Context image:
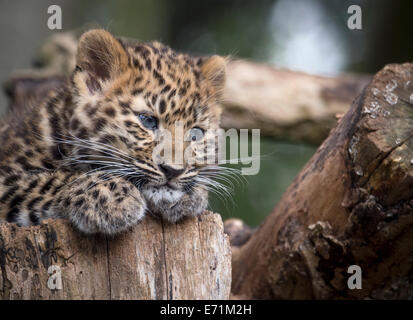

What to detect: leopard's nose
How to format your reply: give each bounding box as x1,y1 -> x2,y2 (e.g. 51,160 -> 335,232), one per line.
159,164 -> 184,180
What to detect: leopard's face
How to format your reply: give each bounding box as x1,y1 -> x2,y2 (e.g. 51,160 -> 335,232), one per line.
69,30 -> 225,200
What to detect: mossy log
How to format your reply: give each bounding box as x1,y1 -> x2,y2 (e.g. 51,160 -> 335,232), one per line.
0,212 -> 231,300
230,63 -> 413,299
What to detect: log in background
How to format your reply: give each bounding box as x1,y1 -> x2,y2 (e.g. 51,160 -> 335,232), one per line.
0,212 -> 231,299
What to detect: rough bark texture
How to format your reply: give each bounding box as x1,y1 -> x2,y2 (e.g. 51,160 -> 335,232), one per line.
0,212 -> 231,300
3,31 -> 370,144
231,63 -> 413,300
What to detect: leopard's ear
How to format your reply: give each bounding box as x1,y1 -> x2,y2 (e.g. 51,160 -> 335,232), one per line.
75,29 -> 129,93
200,55 -> 226,93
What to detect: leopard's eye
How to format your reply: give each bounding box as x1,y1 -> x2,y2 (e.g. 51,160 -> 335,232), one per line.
189,127 -> 205,141
138,114 -> 158,130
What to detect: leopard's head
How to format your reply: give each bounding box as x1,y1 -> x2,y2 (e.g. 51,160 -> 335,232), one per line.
69,29 -> 226,211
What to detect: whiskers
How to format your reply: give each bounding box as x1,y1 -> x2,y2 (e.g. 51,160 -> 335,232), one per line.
195,164 -> 247,209
39,131 -> 253,213
47,133 -> 152,189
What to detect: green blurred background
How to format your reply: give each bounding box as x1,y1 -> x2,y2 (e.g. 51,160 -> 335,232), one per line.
0,0 -> 412,225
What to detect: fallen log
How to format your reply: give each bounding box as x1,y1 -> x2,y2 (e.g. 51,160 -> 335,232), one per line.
231,63 -> 413,299
222,60 -> 370,144
0,212 -> 231,300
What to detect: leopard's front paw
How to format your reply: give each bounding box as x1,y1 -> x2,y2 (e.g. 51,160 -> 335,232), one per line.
62,177 -> 146,236
142,186 -> 208,223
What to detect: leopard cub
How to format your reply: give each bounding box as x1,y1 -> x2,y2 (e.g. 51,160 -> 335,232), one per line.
0,29 -> 226,235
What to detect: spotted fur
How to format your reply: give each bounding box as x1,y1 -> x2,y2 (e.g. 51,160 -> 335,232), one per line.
0,29 -> 226,235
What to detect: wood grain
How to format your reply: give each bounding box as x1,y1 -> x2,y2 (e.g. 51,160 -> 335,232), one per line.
0,211 -> 231,300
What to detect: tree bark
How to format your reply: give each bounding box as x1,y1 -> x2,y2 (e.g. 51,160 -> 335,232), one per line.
3,31 -> 370,144
0,212 -> 231,300
231,63 -> 413,299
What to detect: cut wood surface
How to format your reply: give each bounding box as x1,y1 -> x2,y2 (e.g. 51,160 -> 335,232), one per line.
3,31 -> 370,144
0,211 -> 231,300
231,63 -> 413,299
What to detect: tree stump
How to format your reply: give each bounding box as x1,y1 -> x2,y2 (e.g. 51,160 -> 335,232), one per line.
231,63 -> 413,299
0,212 -> 231,300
